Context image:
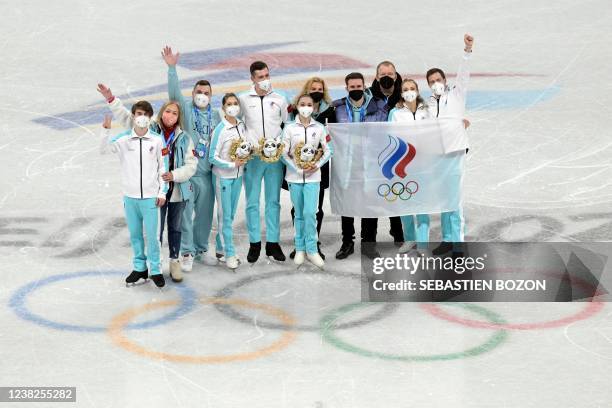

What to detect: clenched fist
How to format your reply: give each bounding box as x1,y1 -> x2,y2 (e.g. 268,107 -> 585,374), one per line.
464,34 -> 474,52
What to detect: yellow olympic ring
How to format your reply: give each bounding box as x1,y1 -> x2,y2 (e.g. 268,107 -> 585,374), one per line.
108,297 -> 297,364
384,193 -> 399,202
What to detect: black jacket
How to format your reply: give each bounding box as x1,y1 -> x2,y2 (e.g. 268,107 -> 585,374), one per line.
369,73 -> 403,112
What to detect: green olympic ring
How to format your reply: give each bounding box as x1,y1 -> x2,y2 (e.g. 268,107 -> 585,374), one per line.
320,303 -> 508,362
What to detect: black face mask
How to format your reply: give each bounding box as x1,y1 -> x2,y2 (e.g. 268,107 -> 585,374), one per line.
309,91 -> 324,103
379,75 -> 395,89
348,89 -> 364,101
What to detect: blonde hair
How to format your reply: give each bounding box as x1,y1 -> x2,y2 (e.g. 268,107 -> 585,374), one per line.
292,77 -> 332,107
396,78 -> 426,109
156,100 -> 183,131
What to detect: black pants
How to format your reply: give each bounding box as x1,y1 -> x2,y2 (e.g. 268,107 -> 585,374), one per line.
291,187 -> 325,235
341,216 -> 404,244
159,200 -> 186,259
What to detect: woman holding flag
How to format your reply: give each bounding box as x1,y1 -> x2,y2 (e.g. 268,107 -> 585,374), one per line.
388,79 -> 431,254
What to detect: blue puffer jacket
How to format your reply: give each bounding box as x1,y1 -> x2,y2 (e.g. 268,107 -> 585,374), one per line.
332,90 -> 388,123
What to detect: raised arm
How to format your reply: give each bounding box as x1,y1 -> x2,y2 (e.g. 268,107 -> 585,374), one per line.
97,83 -> 134,129
162,46 -> 188,106
455,34 -> 474,94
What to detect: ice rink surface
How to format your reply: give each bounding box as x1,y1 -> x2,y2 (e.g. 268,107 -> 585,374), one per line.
0,0 -> 611,407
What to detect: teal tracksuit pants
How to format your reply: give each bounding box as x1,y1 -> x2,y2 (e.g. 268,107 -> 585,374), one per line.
212,175 -> 242,258
123,196 -> 162,275
401,214 -> 431,249
441,210 -> 465,242
288,182 -> 320,254
180,172 -> 215,256
244,156 -> 283,243
440,151 -> 466,243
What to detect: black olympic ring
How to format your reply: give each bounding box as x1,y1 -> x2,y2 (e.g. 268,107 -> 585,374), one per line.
214,269 -> 399,332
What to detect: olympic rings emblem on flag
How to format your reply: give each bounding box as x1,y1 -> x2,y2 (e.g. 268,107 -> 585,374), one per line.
377,181 -> 419,202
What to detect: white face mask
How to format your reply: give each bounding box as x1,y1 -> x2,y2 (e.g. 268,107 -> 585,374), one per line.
225,105 -> 240,117
431,81 -> 445,96
134,115 -> 150,129
194,94 -> 210,108
257,79 -> 272,92
402,90 -> 418,103
298,106 -> 314,118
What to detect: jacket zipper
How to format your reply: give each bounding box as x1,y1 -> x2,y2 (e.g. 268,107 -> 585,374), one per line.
260,96 -> 266,138
303,125 -> 307,183
235,125 -> 242,178
139,138 -> 143,199
436,98 -> 440,118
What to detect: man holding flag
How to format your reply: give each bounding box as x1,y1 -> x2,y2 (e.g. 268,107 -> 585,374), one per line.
328,35 -> 473,258
332,72 -> 388,260
426,33 -> 474,256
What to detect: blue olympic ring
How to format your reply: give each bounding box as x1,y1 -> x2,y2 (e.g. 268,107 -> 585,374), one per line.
8,270 -> 197,333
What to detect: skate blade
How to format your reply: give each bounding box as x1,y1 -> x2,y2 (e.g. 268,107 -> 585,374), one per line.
126,279 -> 148,287
306,260 -> 325,270
266,256 -> 286,265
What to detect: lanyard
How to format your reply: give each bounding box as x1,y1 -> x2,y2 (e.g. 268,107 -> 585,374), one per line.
345,98 -> 365,123
193,104 -> 212,139
164,130 -> 177,150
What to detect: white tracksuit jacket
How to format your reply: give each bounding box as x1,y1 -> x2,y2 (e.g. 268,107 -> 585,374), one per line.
428,51 -> 472,151
209,117 -> 249,179
281,118 -> 333,184
100,127 -> 167,199
238,86 -> 288,146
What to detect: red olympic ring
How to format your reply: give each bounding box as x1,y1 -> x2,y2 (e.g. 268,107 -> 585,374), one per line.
421,271 -> 605,330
